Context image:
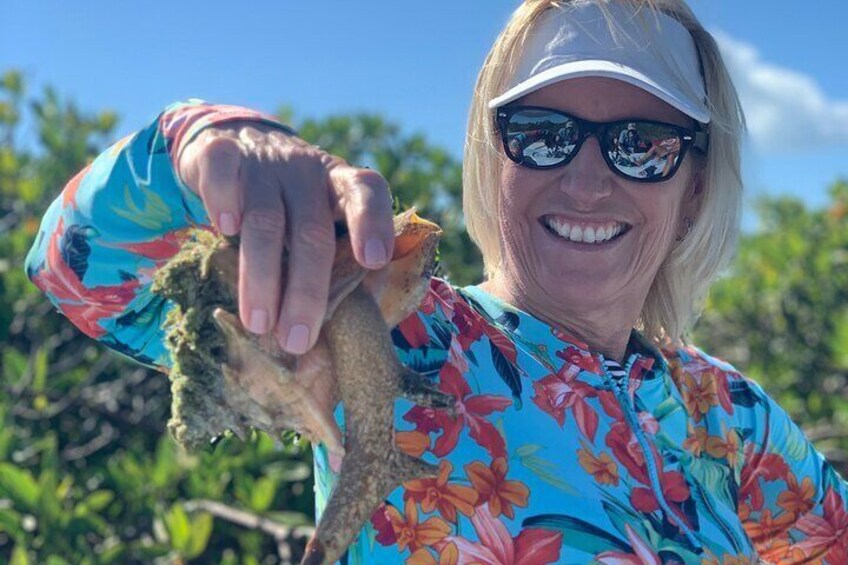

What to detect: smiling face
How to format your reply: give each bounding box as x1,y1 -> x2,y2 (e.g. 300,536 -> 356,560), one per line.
487,76 -> 702,341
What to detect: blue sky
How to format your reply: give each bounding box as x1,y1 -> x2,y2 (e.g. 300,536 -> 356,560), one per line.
4,1 -> 848,229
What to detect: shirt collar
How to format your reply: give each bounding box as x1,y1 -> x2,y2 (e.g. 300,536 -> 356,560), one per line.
458,284 -> 666,381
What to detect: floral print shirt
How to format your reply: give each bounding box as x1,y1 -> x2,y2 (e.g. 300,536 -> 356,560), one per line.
26,100 -> 848,564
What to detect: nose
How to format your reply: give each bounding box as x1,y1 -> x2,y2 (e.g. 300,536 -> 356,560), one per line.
557,136 -> 615,207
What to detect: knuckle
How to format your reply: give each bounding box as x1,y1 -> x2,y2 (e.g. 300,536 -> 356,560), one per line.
336,166 -> 388,189
292,220 -> 335,250
282,150 -> 329,180
336,169 -> 392,208
353,167 -> 389,187
201,135 -> 242,162
318,151 -> 350,169
239,128 -> 287,163
242,208 -> 286,235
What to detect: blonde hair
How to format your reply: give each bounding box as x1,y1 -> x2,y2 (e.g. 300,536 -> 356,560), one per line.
462,0 -> 745,346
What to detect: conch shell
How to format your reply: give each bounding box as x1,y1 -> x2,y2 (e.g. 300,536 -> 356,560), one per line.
153,210 -> 453,565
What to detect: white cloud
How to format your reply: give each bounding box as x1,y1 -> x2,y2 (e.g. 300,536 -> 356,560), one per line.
713,30 -> 848,152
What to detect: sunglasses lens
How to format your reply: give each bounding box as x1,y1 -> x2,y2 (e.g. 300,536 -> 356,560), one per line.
604,121 -> 684,181
504,109 -> 579,167
501,108 -> 690,182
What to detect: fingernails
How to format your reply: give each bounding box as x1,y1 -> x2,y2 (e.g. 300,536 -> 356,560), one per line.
248,309 -> 268,334
286,324 -> 310,354
364,238 -> 387,268
219,212 -> 237,235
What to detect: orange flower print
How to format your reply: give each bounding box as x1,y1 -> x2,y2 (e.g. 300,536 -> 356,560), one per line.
403,460 -> 479,523
704,426 -> 741,468
678,356 -> 735,415
577,445 -> 619,486
681,371 -> 719,422
684,425 -> 708,457
742,508 -> 795,544
757,535 -> 808,565
407,542 -> 459,565
718,556 -> 754,565
397,430 -> 431,458
700,553 -> 756,565
465,458 -> 530,519
777,474 -> 816,518
667,358 -> 685,389
723,428 -> 741,468
384,498 -> 452,553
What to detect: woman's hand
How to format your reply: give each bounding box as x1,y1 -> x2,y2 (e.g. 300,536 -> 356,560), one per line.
177,121 -> 395,355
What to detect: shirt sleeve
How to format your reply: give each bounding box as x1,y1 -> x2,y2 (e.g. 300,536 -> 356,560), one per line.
734,372 -> 848,562
24,99 -> 296,371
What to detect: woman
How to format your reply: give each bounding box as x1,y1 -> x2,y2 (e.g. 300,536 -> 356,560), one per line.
25,0 -> 848,563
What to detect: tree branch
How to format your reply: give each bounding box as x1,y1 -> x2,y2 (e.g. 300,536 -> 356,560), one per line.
182,499 -> 314,562
60,421 -> 118,461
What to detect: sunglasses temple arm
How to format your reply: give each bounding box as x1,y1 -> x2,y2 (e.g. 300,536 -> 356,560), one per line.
693,130 -> 709,152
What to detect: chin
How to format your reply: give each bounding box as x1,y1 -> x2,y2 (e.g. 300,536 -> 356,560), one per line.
540,269 -> 617,302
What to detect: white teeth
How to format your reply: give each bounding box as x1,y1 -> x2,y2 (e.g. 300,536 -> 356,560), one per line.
545,217 -> 625,244
569,226 -> 582,242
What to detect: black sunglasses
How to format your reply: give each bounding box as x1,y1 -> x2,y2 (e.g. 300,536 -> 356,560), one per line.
495,105 -> 708,183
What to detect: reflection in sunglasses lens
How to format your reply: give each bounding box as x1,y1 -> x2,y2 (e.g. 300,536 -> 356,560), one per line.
507,110 -> 578,168
608,122 -> 683,180
506,110 -> 684,181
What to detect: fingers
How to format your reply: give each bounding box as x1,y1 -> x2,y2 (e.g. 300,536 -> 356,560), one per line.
238,157 -> 286,335
179,121 -> 396,357
327,160 -> 395,270
275,159 -> 336,354
182,131 -> 244,235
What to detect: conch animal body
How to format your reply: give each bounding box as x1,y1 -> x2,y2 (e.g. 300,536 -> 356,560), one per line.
153,210 -> 452,565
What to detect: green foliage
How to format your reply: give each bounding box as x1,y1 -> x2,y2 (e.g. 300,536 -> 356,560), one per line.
694,179 -> 848,469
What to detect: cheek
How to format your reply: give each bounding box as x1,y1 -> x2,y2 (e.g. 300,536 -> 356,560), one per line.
646,197 -> 683,236
499,164 -> 524,207
631,184 -> 689,267
640,165 -> 694,234
498,166 -> 533,230
496,166 -> 545,269
499,161 -> 552,206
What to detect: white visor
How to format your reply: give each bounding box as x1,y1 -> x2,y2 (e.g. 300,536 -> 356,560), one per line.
488,3 -> 711,124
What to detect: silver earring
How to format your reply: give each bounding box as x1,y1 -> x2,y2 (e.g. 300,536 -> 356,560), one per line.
676,217 -> 693,242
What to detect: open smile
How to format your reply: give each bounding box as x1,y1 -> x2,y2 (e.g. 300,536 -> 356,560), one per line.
540,215 -> 632,245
